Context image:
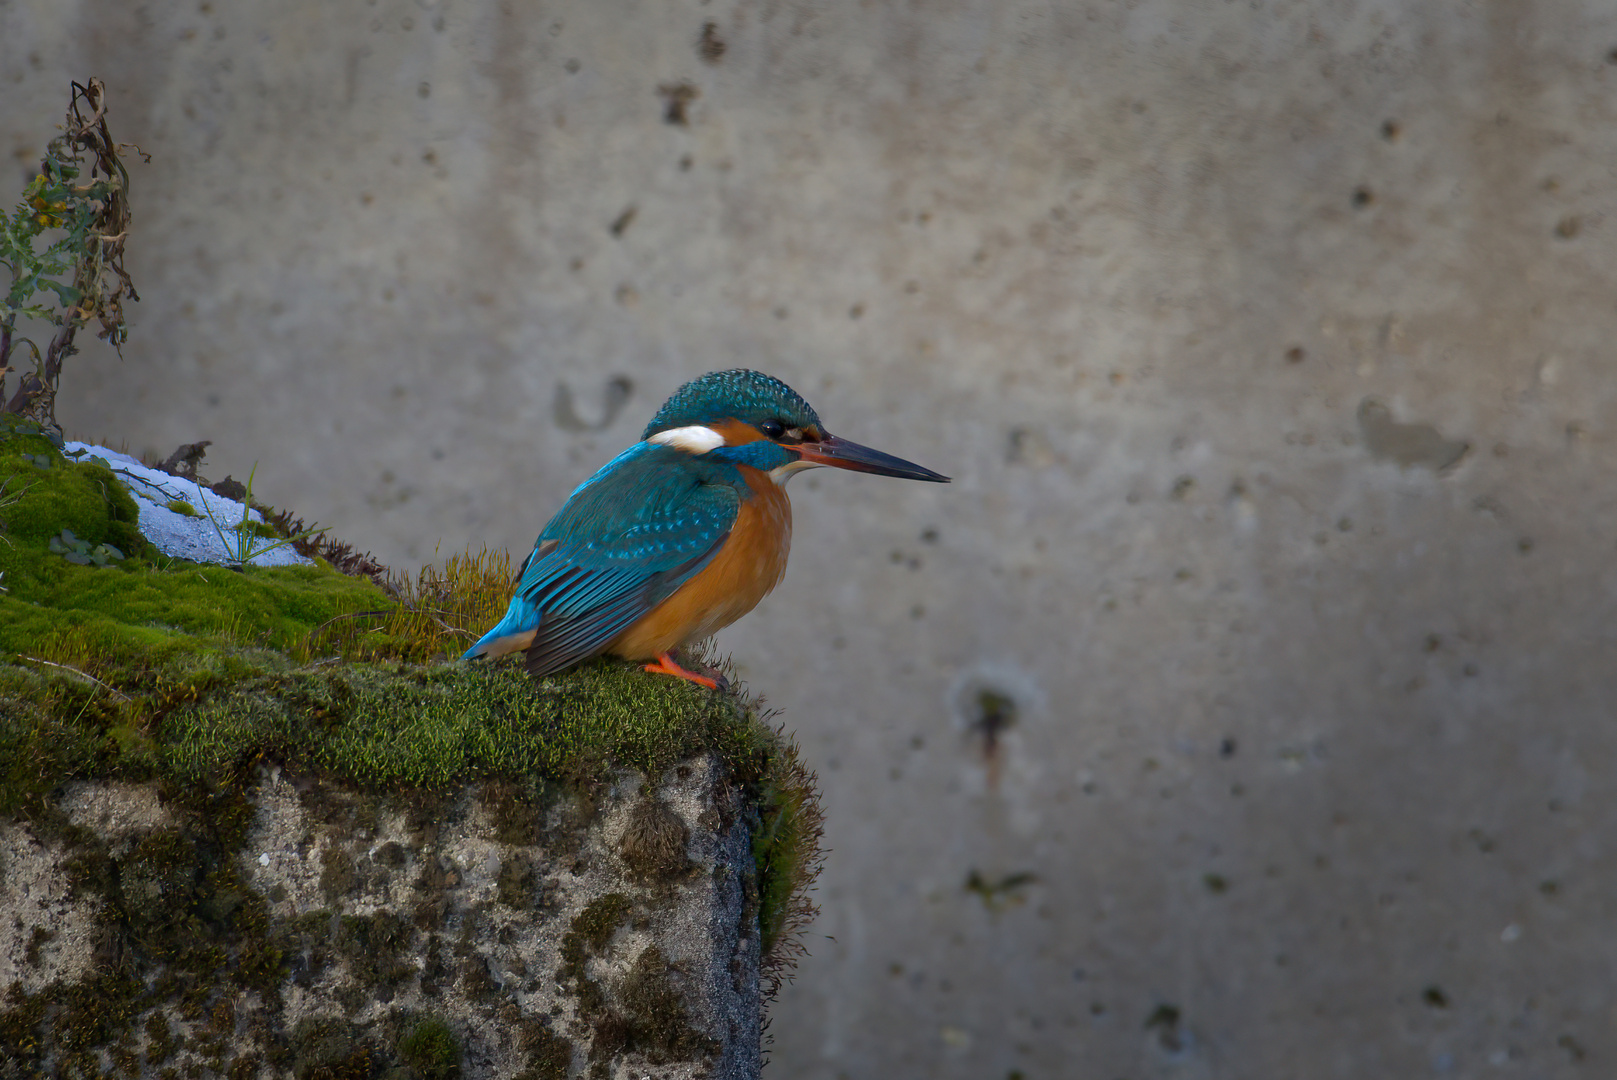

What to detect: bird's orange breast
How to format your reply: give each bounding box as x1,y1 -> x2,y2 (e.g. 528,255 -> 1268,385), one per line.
607,466 -> 792,660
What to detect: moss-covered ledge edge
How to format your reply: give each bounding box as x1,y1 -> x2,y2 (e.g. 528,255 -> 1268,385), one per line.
0,414 -> 825,1076
1,645 -> 820,962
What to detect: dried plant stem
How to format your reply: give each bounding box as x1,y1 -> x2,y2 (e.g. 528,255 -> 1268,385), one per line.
17,654 -> 131,701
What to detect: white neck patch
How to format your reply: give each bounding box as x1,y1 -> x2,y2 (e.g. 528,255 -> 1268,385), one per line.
768,459 -> 823,487
648,425 -> 726,454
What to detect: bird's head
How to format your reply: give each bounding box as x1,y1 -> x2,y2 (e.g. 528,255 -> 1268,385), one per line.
643,369 -> 950,485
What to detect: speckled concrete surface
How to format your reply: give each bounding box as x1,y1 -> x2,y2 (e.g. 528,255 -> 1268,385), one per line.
2,765 -> 760,1079
6,2 -> 1617,1077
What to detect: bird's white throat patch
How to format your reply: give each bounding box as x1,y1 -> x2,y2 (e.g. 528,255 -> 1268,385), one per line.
768,459 -> 822,486
648,425 -> 726,454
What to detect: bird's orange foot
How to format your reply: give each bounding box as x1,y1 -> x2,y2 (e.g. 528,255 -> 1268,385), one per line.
643,651 -> 727,691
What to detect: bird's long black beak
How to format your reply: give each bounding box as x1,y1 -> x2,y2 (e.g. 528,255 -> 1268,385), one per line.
795,433 -> 950,482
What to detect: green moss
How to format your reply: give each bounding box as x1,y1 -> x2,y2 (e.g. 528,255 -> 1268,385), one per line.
0,430 -> 394,676
155,659 -> 768,792
397,1016 -> 459,1080
752,734 -> 827,986
166,499 -> 199,517
0,418 -> 147,557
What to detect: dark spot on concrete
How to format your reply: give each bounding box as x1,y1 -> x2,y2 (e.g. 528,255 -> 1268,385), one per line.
1357,398 -> 1468,471
554,376 -> 634,432
291,1018 -> 377,1079
848,302 -> 864,319
1559,1033 -> 1587,1061
336,911 -> 416,989
1144,1003 -> 1185,1052
1171,475 -> 1195,500
1005,427 -> 1031,464
1422,985 -> 1449,1008
496,853 -> 545,909
460,954 -> 501,1003
609,205 -> 637,237
519,1019 -> 575,1078
1352,186 -> 1374,208
1381,119 -> 1400,140
24,926 -> 54,966
619,796 -> 691,883
1555,215 -> 1580,240
1202,873 -> 1228,894
697,22 -> 726,64
1219,738 -> 1237,759
1285,345 -> 1306,363
320,844 -> 357,901
612,945 -> 721,1063
965,686 -> 1017,763
419,935 -> 448,995
658,82 -> 699,126
964,869 -> 1036,911
417,81 -> 430,99
482,778 -> 551,845
565,58 -> 581,74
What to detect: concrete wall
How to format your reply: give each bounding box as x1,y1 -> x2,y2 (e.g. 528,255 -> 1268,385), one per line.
6,1 -> 1617,1076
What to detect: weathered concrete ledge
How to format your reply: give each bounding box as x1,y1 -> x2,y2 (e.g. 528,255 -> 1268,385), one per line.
0,420 -> 822,1080
1,757 -> 764,1079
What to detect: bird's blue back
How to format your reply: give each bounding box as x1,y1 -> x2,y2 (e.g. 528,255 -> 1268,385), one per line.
463,442 -> 751,670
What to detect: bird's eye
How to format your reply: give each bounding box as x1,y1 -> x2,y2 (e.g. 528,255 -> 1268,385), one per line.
760,419 -> 786,439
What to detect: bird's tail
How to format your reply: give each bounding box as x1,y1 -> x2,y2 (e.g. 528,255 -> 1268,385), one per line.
461,597 -> 540,660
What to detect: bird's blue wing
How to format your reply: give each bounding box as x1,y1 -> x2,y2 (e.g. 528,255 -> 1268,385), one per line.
463,443 -> 741,676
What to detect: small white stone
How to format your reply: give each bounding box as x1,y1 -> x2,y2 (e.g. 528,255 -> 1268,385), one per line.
259,853 -> 271,866
1500,923 -> 1521,943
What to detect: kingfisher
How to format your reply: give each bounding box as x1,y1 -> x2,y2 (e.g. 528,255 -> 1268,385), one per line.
463,369 -> 949,688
